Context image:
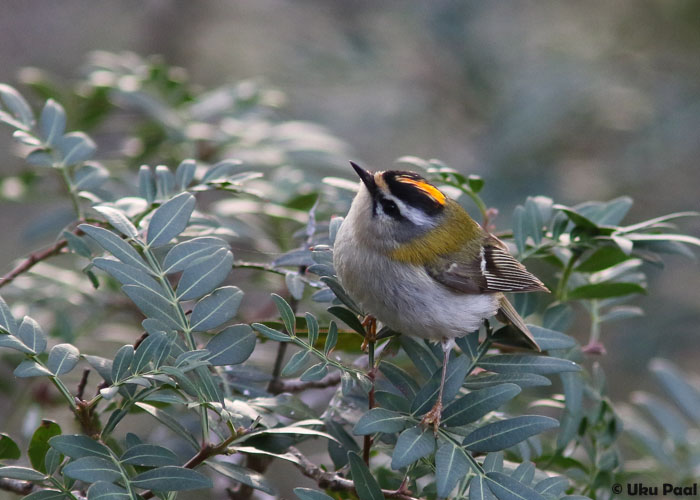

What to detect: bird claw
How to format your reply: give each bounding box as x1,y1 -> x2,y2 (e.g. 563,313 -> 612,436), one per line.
420,400 -> 443,436
361,315 -> 377,351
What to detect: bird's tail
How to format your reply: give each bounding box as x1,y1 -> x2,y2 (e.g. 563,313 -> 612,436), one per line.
495,296 -> 541,352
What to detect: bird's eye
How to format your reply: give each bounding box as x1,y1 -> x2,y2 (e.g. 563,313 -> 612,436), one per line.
380,199 -> 400,217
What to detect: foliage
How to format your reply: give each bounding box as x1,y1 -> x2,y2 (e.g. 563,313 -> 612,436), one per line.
0,53 -> 699,500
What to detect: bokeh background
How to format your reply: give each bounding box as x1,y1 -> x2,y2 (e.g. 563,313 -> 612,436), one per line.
0,0 -> 698,474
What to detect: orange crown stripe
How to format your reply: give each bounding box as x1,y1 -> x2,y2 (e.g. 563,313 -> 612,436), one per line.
397,178 -> 446,205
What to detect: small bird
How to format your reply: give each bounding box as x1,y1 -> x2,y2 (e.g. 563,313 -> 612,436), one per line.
333,162 -> 548,431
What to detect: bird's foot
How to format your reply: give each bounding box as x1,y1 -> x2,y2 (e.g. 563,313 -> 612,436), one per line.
361,315 -> 377,351
420,399 -> 443,436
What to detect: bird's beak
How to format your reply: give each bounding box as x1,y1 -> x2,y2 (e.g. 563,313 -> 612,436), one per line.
350,161 -> 376,194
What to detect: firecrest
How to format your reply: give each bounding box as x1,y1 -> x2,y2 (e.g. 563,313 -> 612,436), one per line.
333,161 -> 549,431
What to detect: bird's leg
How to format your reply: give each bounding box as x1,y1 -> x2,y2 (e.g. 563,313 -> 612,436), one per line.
421,338 -> 452,436
361,315 -> 377,352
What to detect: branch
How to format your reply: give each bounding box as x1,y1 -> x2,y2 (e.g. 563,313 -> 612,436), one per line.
0,239 -> 69,289
0,477 -> 33,495
269,371 -> 341,394
288,446 -> 422,500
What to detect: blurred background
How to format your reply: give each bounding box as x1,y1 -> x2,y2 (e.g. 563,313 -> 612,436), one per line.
0,0 -> 698,445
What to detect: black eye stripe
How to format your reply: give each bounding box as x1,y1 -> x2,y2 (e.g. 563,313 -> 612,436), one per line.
382,171 -> 444,216
372,196 -> 404,220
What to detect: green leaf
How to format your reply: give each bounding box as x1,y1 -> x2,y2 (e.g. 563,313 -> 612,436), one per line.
0,333 -> 33,353
468,174 -> 485,193
0,434 -> 20,460
74,162 -> 108,191
599,305 -> 644,323
0,466 -> 47,481
44,448 -> 62,476
527,326 -> 576,351
295,487 -> 335,500
18,316 -> 47,354
281,349 -> 312,377
205,460 -> 272,494
542,303 -> 573,332
650,358 -> 700,422
205,324 -> 256,366
286,272 -> 305,300
0,295 -> 18,335
23,490 -> 69,500
39,99 -> 66,146
486,471 -> 546,500
353,408 -> 410,435
436,441 -> 470,498
147,192 -> 196,248
87,481 -> 130,499
271,294 -> 296,335
442,384 -> 522,427
131,331 -> 167,373
400,336 -> 438,376
595,196 -> 633,226
176,248 -> 233,301
305,313 -> 319,346
524,197 -> 544,246
324,320 -> 338,354
411,355 -> 470,415
29,420 -> 61,473
14,360 -> 52,378
79,225 -> 152,275
92,206 -> 138,239
58,132 -> 96,165
300,363 -> 328,382
632,391 -> 688,443
175,159 -> 196,189
135,404 -> 199,450
47,343 -> 80,375
479,355 -> 580,375
463,373 -> 552,390
155,165 -> 175,199
122,285 -> 183,330
252,323 -> 292,342
348,451 -> 384,500
456,331 -> 479,360
533,477 -> 569,496
26,149 -> 54,167
320,276 -> 362,314
120,444 -> 179,467
391,426 -> 436,469
202,159 -> 242,183
63,456 -> 121,483
463,416 -> 559,452
575,246 -> 629,272
83,356 -> 113,384
511,462 -> 535,485
327,306 -> 365,336
190,286 -> 243,331
49,435 -> 112,459
0,84 -> 34,129
512,205 -> 527,254
111,345 -> 134,382
567,282 -> 645,300
162,236 -> 229,274
63,231 -> 92,257
379,362 -> 420,399
138,165 -> 155,204
470,474 -> 497,500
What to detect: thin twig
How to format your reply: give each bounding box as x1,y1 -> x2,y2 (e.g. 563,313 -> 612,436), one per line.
76,369 -> 90,401
288,446 -> 422,500
0,239 -> 69,289
270,371 -> 341,394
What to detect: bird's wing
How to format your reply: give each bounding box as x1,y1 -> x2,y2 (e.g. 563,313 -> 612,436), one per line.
426,235 -> 549,294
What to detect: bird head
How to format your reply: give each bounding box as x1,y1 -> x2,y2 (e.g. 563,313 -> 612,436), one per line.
347,161 -> 452,247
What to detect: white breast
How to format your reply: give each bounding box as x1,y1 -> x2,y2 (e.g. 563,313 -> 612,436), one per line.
333,213 -> 499,340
